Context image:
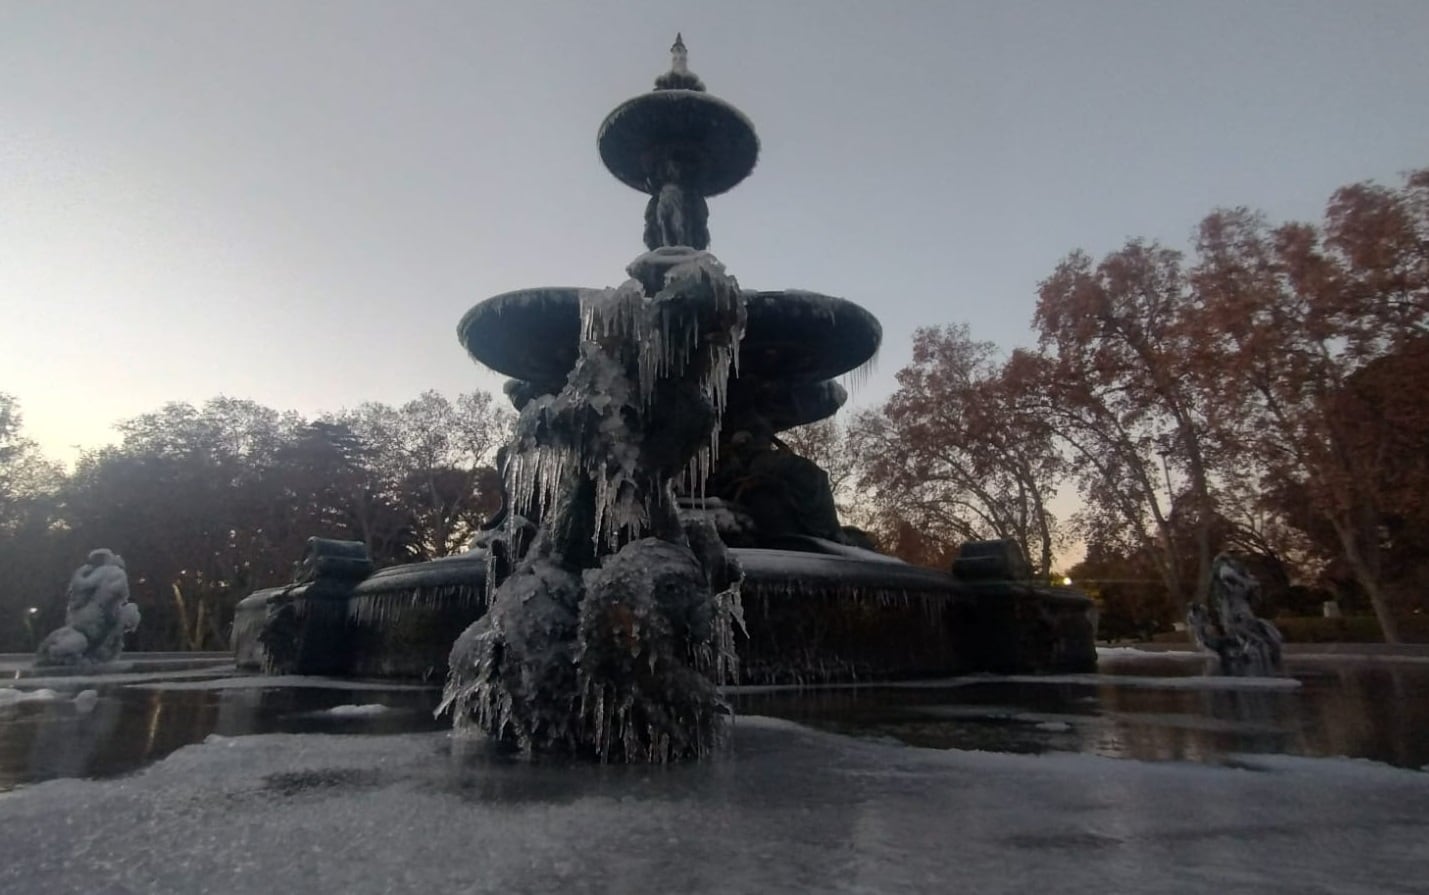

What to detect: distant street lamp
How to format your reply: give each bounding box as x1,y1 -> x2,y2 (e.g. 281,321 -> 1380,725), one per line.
1061,576 -> 1073,587
24,607 -> 41,649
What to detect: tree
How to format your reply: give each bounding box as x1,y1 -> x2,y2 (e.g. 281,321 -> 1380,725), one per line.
854,325 -> 1066,577
1189,170 -> 1429,641
62,397 -> 307,649
0,394 -> 67,650
776,417 -> 869,529
337,390 -> 511,559
0,387 -> 512,652
0,393 -> 62,533
1068,545 -> 1175,642
1031,242 -> 1227,605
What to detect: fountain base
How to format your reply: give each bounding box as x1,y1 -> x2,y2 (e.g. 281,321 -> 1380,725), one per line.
232,545 -> 1096,682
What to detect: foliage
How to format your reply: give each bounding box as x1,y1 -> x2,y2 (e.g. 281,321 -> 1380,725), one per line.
776,418 -> 865,527
0,390 -> 511,652
1187,169 -> 1429,641
1271,615 -> 1429,644
834,167 -> 1428,643
1029,241 -> 1227,607
0,393 -> 63,534
1067,546 -> 1177,642
850,325 -> 1065,576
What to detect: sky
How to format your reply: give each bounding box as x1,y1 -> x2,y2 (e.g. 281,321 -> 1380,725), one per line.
3,0 -> 1428,468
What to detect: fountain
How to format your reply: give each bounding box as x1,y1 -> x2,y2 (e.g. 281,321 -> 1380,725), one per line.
232,37 -> 1096,698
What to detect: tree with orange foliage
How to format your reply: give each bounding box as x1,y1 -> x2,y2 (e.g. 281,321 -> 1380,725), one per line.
1028,242 -> 1229,607
1191,171 -> 1429,640
853,325 -> 1065,577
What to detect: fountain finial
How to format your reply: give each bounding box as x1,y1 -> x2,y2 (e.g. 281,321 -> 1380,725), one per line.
656,32 -> 705,92
672,33 -> 688,72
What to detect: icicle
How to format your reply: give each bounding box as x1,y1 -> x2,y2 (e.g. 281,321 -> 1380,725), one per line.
840,347 -> 878,395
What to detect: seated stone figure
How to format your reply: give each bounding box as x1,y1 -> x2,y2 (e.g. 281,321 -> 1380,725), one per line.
711,428 -> 845,544
35,549 -> 141,666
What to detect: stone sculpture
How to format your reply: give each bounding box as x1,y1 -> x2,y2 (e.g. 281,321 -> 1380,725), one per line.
34,549 -> 141,667
439,247 -> 747,763
257,538 -> 375,675
1187,554 -> 1283,676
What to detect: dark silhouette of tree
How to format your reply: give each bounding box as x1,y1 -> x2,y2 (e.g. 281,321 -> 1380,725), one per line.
0,394 -> 67,650
336,390 -> 510,559
0,389 -> 512,651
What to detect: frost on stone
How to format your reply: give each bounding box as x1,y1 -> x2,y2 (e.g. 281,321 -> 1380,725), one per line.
1187,554 -> 1284,677
34,549 -> 141,667
442,250 -> 747,762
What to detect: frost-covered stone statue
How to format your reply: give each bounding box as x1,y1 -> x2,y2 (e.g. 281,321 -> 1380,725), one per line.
1187,554 -> 1283,676
35,549 -> 141,667
440,36 -> 756,763
439,248 -> 746,762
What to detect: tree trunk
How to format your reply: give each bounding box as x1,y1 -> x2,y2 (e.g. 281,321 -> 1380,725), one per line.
1335,518 -> 1401,643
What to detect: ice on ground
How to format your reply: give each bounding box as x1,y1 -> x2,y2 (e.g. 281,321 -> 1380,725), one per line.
1290,652 -> 1429,666
0,688 -> 62,706
125,675 -> 432,692
1097,646 -> 1206,659
11,665 -> 237,690
896,673 -> 1302,692
908,706 -> 1292,738
1,716 -> 1425,894
320,704 -> 397,717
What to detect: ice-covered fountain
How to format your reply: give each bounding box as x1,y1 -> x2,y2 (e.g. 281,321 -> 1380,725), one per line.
232,37 -> 1096,708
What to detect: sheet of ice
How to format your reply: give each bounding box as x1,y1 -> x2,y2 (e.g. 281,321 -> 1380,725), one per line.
1,717 -> 1424,894
1097,646 -> 1206,660
1289,652 -> 1429,666
1094,646 -> 1429,667
10,665 -> 238,690
0,688 -> 62,706
319,704 -> 397,717
908,707 -> 1292,738
895,673 -> 1302,692
125,675 -> 432,692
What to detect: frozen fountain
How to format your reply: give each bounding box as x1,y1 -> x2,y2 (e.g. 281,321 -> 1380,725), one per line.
232,37 -> 1096,704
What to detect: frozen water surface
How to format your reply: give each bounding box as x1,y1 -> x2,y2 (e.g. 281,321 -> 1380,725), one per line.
2,650 -> 1428,892
1,718 -> 1427,895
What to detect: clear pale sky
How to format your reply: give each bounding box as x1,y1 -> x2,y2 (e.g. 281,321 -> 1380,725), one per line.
4,1 -> 1428,467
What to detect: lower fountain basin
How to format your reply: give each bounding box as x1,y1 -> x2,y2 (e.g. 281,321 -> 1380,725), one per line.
232,547 -> 1096,682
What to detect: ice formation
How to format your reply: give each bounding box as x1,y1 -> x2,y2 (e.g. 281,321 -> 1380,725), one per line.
34,549 -> 141,667
1187,554 -> 1284,676
440,248 -> 747,762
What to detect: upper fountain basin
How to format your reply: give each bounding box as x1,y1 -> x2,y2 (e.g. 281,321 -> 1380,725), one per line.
598,90 -> 760,196
458,287 -> 881,387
